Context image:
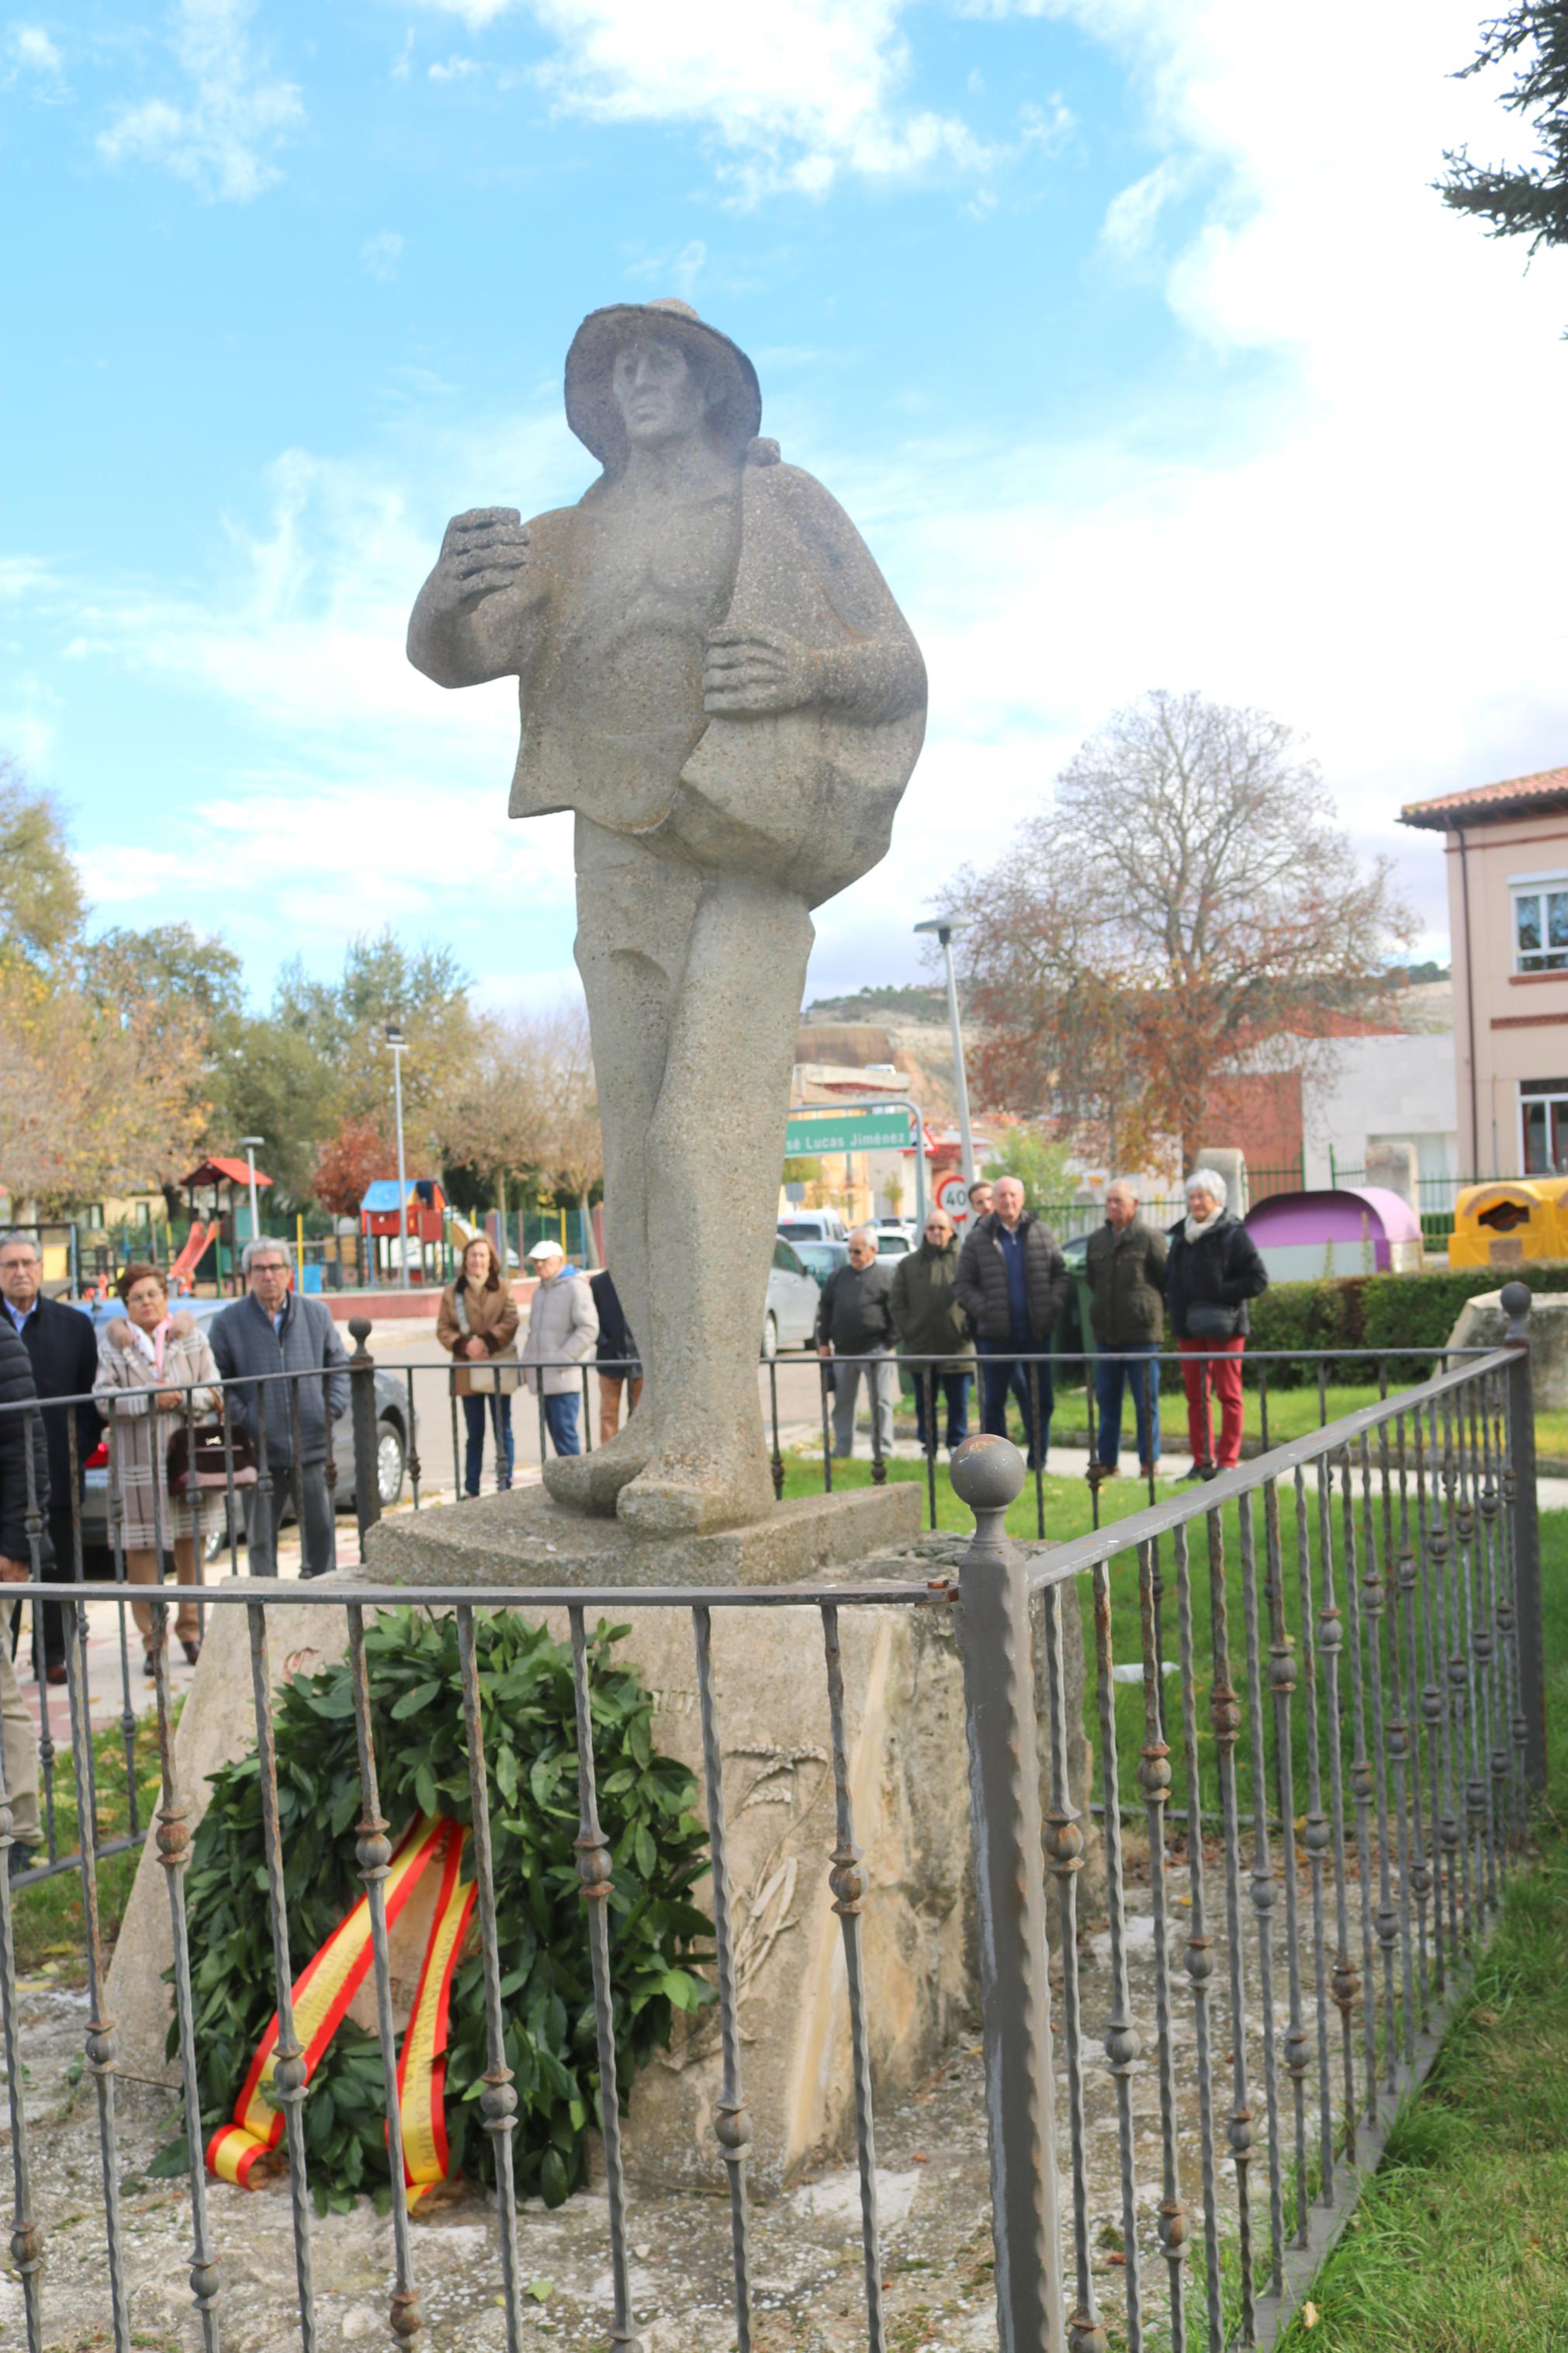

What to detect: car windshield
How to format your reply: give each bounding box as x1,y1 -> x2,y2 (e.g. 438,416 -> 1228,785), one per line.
778,1222 -> 828,1241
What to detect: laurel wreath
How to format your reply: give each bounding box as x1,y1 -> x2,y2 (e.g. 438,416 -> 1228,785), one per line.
156,1607 -> 712,2215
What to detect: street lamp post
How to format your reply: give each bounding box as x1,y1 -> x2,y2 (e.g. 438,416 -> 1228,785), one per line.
385,1024 -> 410,1292
915,917 -> 978,1188
237,1136 -> 264,1249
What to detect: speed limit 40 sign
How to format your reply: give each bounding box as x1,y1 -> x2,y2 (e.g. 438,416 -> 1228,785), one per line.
935,1170 -> 972,1224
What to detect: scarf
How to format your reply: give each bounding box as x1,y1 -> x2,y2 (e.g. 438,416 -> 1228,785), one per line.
1184,1206 -> 1225,1246
129,1316 -> 171,1375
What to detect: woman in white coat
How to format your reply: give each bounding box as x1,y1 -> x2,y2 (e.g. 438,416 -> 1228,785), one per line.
95,1260 -> 221,1674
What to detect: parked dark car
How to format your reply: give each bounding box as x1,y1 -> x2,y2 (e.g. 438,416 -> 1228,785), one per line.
69,1296 -> 415,1569
791,1239 -> 850,1290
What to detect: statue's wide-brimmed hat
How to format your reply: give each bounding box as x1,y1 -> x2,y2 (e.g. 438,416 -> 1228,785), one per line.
565,299 -> 762,467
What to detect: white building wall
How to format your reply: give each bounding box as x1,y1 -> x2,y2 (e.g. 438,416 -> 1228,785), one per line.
1300,1034 -> 1458,1188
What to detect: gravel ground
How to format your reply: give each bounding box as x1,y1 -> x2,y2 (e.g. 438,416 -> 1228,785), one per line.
2,1838 -> 1423,2353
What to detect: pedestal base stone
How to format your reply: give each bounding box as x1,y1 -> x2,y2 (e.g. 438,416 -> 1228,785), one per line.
363,1478 -> 922,1587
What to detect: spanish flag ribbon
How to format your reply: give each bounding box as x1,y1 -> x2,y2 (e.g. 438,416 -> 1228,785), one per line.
207,1812 -> 475,2202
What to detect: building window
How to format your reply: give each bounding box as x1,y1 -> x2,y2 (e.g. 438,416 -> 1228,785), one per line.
1520,1079 -> 1568,1174
1514,883 -> 1568,972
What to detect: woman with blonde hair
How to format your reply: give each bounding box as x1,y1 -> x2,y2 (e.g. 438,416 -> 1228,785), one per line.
437,1232 -> 521,1494
95,1261 -> 222,1675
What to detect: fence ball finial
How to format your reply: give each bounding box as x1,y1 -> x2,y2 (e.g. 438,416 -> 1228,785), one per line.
1499,1280 -> 1532,1344
950,1433 -> 1027,1516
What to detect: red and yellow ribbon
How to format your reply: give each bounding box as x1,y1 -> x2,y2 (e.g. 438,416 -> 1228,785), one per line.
207,1813 -> 476,2203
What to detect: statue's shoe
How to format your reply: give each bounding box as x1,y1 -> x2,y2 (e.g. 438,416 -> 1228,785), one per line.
543,1432 -> 651,1518
614,1443 -> 775,1539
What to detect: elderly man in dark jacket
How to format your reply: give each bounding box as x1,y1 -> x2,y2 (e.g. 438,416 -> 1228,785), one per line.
210,1239 -> 349,1577
0,1319 -> 47,1873
816,1227 -> 896,1460
1,1231 -> 99,1681
954,1176 -> 1068,1471
890,1208 -> 973,1454
1085,1181 -> 1168,1479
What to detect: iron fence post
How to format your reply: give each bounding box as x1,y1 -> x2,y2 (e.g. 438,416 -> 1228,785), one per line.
348,1316 -> 381,1547
952,1433 -> 1066,2353
1501,1281 -> 1546,1788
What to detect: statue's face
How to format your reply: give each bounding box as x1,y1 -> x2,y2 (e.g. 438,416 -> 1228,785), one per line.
611,335 -> 709,449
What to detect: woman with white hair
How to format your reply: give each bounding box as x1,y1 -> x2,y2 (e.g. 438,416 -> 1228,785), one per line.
1164,1168 -> 1269,1481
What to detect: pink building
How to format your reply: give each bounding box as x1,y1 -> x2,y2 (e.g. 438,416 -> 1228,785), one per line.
1401,764 -> 1568,1177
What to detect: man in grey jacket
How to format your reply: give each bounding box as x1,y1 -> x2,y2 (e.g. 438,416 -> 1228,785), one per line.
815,1226 -> 896,1461
210,1239 -> 349,1578
521,1242 -> 600,1455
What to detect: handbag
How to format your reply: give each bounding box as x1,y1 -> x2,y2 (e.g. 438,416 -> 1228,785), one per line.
1184,1301 -> 1241,1341
168,1424 -> 258,1494
450,1287 -> 521,1395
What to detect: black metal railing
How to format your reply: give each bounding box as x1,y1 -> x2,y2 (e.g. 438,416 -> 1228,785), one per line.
0,1291 -> 1550,2351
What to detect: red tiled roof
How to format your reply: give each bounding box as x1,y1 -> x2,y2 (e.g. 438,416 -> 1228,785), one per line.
1400,764 -> 1568,830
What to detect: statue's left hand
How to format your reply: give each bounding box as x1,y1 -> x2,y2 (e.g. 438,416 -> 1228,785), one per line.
703,626 -> 822,716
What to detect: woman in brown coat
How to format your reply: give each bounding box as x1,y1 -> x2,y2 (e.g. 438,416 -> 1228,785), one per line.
95,1261 -> 222,1674
437,1235 -> 521,1494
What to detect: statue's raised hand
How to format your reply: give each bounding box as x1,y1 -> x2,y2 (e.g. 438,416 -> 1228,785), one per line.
702,625 -> 822,716
436,507 -> 530,608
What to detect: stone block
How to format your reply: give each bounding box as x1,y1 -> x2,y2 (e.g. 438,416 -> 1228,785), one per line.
1449,1289 -> 1558,1402
364,1478 -> 922,1589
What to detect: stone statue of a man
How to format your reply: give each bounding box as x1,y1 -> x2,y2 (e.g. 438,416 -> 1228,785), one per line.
408,301 -> 926,1536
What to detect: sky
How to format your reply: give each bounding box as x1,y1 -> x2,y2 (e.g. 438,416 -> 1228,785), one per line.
5,0 -> 1567,1016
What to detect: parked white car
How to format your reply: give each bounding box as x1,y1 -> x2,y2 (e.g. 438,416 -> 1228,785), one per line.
764,1238 -> 820,1357
778,1209 -> 850,1245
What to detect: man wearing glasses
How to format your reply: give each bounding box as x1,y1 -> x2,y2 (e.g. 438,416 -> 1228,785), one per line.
815,1227 -> 897,1461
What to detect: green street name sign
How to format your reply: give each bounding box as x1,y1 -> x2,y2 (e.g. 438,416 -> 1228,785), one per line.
784,1110 -> 913,1156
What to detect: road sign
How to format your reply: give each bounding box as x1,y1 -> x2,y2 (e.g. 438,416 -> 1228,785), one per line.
784,1109 -> 914,1157
935,1170 -> 971,1223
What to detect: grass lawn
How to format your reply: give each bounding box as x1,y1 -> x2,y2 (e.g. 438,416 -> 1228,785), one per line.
876,1364 -> 1568,1457
1271,1509 -> 1568,2350
792,1448 -> 1568,2345
10,1711 -> 165,1981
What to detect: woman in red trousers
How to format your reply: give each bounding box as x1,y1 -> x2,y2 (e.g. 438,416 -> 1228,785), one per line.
1165,1170 -> 1269,1481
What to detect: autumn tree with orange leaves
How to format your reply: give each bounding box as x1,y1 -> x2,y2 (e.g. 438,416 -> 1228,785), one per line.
947,691 -> 1416,1173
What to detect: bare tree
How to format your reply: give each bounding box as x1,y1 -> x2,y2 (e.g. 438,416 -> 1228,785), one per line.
438,1001 -> 603,1262
950,690 -> 1417,1169
531,1003 -> 604,1268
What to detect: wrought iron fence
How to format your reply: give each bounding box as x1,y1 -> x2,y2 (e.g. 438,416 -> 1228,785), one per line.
0,1291 -> 1549,2351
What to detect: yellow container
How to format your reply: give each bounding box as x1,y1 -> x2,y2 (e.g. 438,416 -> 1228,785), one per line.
1449,1178 -> 1568,1270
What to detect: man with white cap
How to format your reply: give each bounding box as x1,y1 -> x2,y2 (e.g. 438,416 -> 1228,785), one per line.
520,1241 -> 600,1457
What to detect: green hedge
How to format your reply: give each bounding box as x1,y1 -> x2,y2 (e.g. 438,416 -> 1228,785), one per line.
1248,1260 -> 1568,1384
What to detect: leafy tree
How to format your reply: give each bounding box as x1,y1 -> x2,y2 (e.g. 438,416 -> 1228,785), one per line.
951,690 -> 1415,1170
0,757 -> 84,971
981,1126 -> 1075,1202
83,923 -> 244,1028
0,962 -> 206,1213
1439,6 -> 1568,272
202,1014 -> 341,1208
311,1117 -> 396,1219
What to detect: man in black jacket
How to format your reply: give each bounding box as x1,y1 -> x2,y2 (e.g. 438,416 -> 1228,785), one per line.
589,1268 -> 642,1439
954,1176 -> 1068,1470
0,1317 -> 46,1874
0,1232 -> 100,1682
816,1228 -> 896,1459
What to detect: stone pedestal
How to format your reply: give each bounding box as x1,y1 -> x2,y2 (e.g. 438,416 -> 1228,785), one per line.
105,1480 -> 1098,2197
1450,1287 -> 1566,1406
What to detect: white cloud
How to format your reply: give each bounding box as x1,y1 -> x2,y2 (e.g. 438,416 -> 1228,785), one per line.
802,0 -> 1568,979
98,0 -> 303,203
1098,154 -> 1189,258
361,230 -> 405,282
9,23 -> 63,76
409,0 -> 1014,200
